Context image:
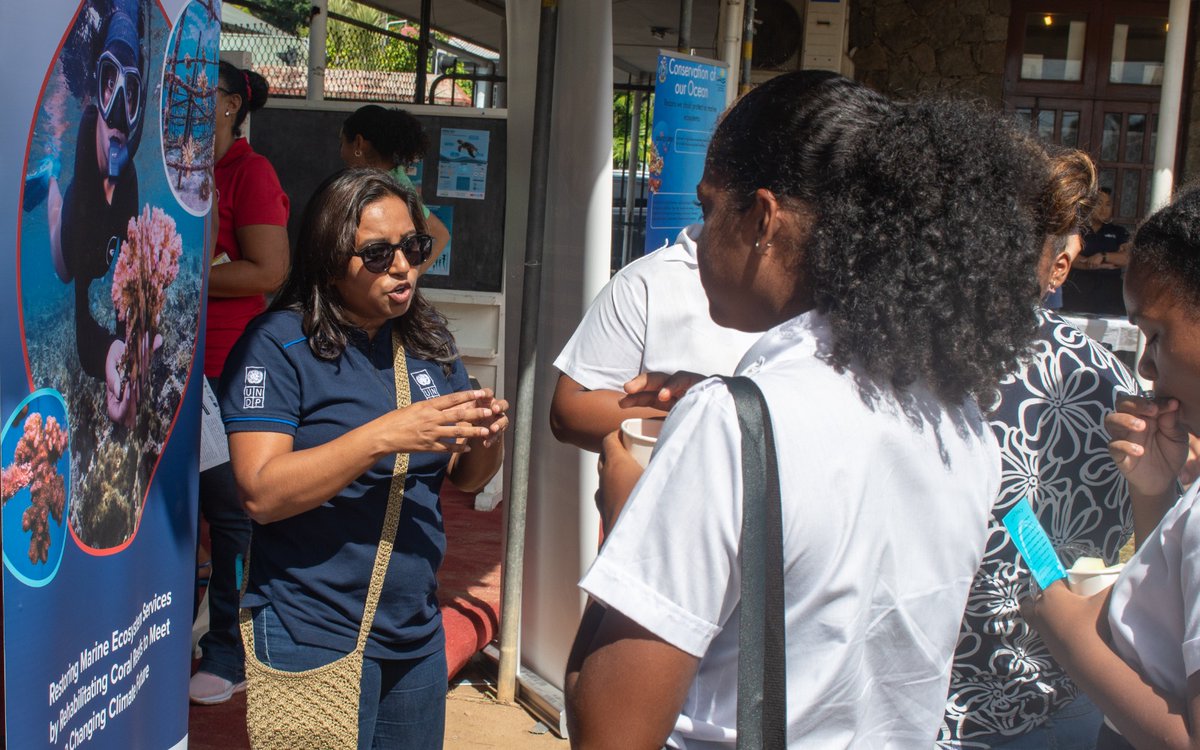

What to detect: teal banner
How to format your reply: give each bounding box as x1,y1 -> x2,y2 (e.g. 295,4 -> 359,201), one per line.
644,50 -> 728,253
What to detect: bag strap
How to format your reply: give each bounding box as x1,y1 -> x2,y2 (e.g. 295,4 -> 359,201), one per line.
353,328 -> 412,652
238,328 -> 411,655
720,376 -> 787,750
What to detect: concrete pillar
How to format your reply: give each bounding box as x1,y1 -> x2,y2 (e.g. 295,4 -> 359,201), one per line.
307,0 -> 327,102
719,0 -> 744,105
1150,0 -> 1191,212
502,0 -> 613,704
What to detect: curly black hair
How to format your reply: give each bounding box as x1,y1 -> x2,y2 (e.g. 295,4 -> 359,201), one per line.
705,72 -> 1046,404
342,105 -> 429,167
1130,183 -> 1200,314
269,169 -> 457,373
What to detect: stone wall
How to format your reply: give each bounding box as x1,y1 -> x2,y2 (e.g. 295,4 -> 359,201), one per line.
1184,37 -> 1200,183
845,1 -> 1200,191
848,0 -> 1011,104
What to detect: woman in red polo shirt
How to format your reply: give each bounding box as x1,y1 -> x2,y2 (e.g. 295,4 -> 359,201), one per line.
191,60 -> 289,705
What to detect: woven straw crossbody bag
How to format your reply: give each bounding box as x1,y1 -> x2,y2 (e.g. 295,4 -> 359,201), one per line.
238,330 -> 411,749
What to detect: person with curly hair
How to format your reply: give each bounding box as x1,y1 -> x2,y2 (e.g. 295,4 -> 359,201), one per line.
563,70 -> 1048,747
940,150 -> 1139,748
340,105 -> 450,273
1024,185 -> 1200,750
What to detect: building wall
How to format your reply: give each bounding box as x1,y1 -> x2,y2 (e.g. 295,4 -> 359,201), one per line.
848,0 -> 1011,104
848,1 -> 1200,193
1185,36 -> 1200,182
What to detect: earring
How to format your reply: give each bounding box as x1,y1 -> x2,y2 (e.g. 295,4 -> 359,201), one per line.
354,150 -> 362,157
224,110 -> 231,117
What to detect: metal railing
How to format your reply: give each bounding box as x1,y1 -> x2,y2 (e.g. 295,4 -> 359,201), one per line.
612,80 -> 654,269
221,0 -> 483,105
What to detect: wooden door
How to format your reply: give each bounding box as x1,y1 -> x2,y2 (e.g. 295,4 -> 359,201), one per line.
1004,0 -> 1170,225
1092,101 -> 1159,223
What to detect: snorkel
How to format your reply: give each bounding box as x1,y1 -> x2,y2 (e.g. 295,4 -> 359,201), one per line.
96,0 -> 145,180
108,137 -> 128,180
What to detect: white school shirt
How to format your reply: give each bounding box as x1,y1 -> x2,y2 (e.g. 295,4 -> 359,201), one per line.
579,312 -> 1001,749
553,224 -> 761,391
1107,479 -> 1200,700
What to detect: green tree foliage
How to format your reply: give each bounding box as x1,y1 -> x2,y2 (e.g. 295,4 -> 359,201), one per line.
244,0 -> 310,34
326,0 -> 413,71
324,0 -> 474,99
613,90 -> 653,169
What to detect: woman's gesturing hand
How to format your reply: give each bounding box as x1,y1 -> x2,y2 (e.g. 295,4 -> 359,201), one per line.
469,389 -> 509,448
1106,394 -> 1189,497
381,389 -> 496,454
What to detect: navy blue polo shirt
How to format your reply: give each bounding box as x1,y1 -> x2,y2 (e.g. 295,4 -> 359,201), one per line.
219,309 -> 471,660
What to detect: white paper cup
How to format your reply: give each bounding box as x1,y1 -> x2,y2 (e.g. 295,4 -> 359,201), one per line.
619,418 -> 664,468
1066,557 -> 1125,596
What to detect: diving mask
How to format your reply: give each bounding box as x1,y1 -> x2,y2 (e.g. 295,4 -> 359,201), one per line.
97,50 -> 142,130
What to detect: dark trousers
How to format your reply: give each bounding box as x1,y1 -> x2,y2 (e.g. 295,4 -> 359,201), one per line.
196,376 -> 252,683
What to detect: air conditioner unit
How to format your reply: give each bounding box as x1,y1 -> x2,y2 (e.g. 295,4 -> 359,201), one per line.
751,0 -> 805,75
749,0 -> 851,84
801,0 -> 849,74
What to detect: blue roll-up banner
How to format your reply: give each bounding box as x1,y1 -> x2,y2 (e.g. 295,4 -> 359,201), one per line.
3,0 -> 216,746
644,50 -> 728,254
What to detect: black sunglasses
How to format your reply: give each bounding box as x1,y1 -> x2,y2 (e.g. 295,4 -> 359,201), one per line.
353,234 -> 434,273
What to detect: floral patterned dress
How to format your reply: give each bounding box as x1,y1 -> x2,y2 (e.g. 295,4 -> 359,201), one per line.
939,308 -> 1138,747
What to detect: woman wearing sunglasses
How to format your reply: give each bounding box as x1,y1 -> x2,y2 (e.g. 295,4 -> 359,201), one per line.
218,169 -> 508,748
189,61 -> 291,706
43,0 -> 149,427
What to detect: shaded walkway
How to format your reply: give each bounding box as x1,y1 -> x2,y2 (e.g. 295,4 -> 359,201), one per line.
187,486 -> 504,749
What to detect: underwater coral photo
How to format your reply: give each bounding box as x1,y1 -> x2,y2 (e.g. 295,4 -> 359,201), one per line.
2,390 -> 71,585
17,0 -> 204,552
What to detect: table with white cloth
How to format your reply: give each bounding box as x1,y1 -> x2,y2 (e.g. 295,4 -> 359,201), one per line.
1060,313 -> 1150,390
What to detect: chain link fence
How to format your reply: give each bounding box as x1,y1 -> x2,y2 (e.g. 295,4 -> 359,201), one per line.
220,1 -> 476,104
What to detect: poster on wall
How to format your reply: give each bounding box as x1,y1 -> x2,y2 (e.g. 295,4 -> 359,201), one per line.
425,204 -> 453,276
644,50 -> 728,253
436,127 -> 490,199
2,0 -> 215,746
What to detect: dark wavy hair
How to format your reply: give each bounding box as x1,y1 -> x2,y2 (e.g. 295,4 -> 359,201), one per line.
270,169 -> 456,370
342,105 -> 428,166
1041,147 -> 1099,256
1129,184 -> 1200,314
704,71 -> 1046,404
219,61 -> 270,138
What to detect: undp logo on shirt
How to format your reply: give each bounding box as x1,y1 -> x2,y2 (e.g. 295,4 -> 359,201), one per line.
244,367 -> 267,409
412,369 -> 440,399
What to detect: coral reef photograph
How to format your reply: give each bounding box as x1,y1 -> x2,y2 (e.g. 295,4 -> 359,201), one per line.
17,0 -> 204,552
2,392 -> 71,584
161,0 -> 219,215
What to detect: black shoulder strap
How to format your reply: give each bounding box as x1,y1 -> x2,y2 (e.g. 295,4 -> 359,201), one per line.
720,375 -> 787,750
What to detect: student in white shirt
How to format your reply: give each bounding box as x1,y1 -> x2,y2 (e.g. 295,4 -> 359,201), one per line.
1024,186 -> 1200,750
563,70 -> 1052,748
550,224 -> 760,452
